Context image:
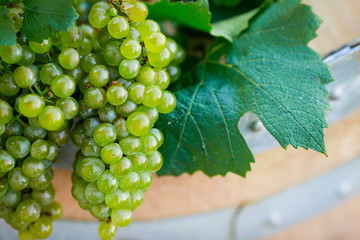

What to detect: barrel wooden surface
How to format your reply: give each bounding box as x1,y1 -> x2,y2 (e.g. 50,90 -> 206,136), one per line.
52,0 -> 360,221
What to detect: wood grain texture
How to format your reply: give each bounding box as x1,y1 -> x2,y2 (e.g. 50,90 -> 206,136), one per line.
55,109 -> 360,220
265,193 -> 360,240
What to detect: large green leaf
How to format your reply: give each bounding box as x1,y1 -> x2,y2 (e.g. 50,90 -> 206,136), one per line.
0,6 -> 16,45
156,0 -> 333,177
22,0 -> 78,42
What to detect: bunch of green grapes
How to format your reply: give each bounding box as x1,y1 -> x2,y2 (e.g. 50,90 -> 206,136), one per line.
70,0 -> 184,239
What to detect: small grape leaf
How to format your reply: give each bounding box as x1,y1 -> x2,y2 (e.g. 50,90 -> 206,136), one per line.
22,0 -> 78,42
0,6 -> 16,45
156,0 -> 333,177
147,0 -> 267,42
147,0 -> 212,32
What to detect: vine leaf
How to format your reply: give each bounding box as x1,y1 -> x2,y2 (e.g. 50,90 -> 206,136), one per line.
0,6 -> 16,45
156,0 -> 333,177
22,0 -> 78,42
147,0 -> 266,42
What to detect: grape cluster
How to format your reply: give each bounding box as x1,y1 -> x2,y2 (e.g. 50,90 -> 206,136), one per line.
68,1 -> 184,239
0,0 -> 184,239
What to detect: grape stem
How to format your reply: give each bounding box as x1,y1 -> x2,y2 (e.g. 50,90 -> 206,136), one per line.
34,83 -> 43,96
45,98 -> 55,105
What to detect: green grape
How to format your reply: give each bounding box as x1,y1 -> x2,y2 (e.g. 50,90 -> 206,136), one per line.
71,123 -> 88,147
123,1 -> 148,22
71,178 -> 88,202
18,94 -> 44,118
116,100 -> 137,120
97,28 -> 115,48
78,199 -> 92,210
89,65 -> 109,87
80,24 -> 96,39
18,229 -> 35,240
83,117 -> 102,137
85,182 -> 105,205
104,188 -> 130,209
58,48 -> 80,70
166,38 -> 179,60
13,66 -> 36,88
47,129 -> 70,146
157,91 -> 177,114
111,209 -> 132,227
0,44 -> 22,64
8,167 -> 29,191
107,84 -> 128,106
38,106 -> 65,131
16,199 -> 41,223
97,170 -> 119,193
29,117 -> 42,128
29,39 -> 52,54
79,157 -> 105,182
84,87 -> 107,109
9,7 -> 23,32
126,112 -> 151,137
99,105 -> 118,123
167,64 -> 181,83
119,59 -> 141,79
126,27 -> 141,41
89,202 -> 111,220
142,85 -> 163,107
81,138 -> 102,157
98,221 -> 117,240
30,139 -> 50,159
140,133 -> 159,154
0,74 -> 20,96
32,185 -> 55,206
0,178 -> 8,197
29,217 -> 53,239
108,7 -> 117,17
46,140 -> 59,160
136,67 -> 156,86
119,136 -> 141,156
93,123 -> 116,146
0,204 -> 11,218
80,53 -> 104,73
137,172 -> 153,191
113,118 -> 129,140
74,150 -> 86,175
56,97 -> 79,120
135,106 -> 158,126
127,153 -> 147,171
101,143 -> 123,164
171,45 -> 186,65
0,99 -> 13,125
41,201 -> 62,221
0,150 -> 15,173
40,63 -> 63,85
120,39 -> 141,59
149,128 -> 164,147
127,82 -> 145,104
66,66 -> 84,84
61,25 -> 84,48
22,156 -> 45,178
78,100 -> 98,119
51,74 -> 76,98
18,45 -> 35,66
144,32 -> 167,53
28,171 -> 51,190
5,136 -> 30,159
110,157 -> 132,177
154,67 -> 171,90
88,8 -> 110,29
6,211 -> 29,231
135,20 -> 160,41
118,171 -> 140,191
1,188 -> 20,207
145,151 -> 163,172
23,125 -> 46,142
129,190 -> 143,210
107,16 -> 130,39
2,121 -> 23,140
148,48 -> 172,68
104,41 -> 123,66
